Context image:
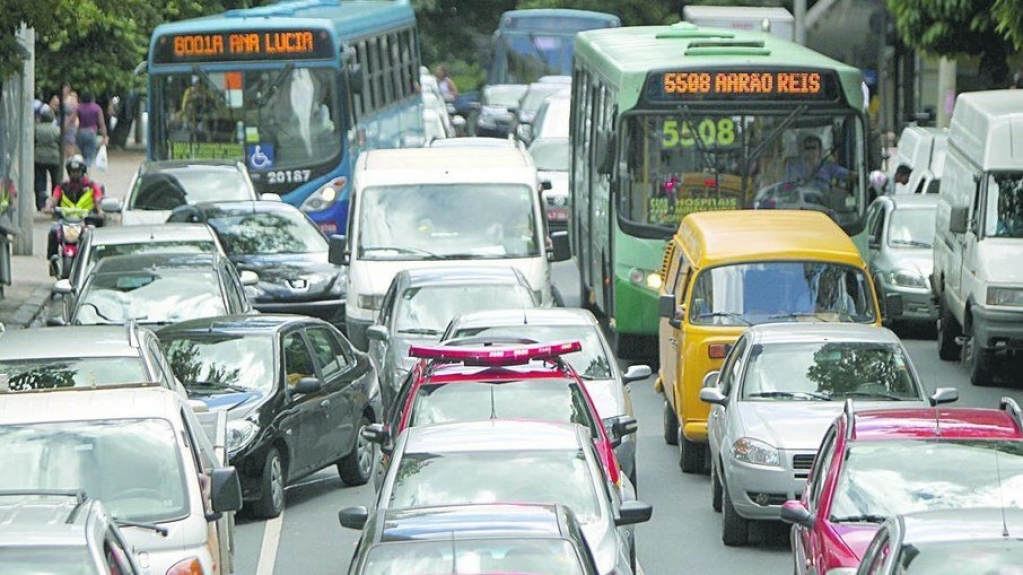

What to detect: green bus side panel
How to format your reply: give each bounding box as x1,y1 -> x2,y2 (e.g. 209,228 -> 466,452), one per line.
611,227 -> 667,336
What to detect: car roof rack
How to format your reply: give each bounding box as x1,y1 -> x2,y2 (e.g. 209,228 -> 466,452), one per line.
410,340 -> 582,367
1000,397 -> 1023,432
126,319 -> 141,348
843,398 -> 855,441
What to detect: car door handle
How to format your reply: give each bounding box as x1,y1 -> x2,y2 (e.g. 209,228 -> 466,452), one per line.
320,399 -> 330,408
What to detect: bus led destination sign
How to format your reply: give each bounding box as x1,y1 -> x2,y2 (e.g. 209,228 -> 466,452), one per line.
647,69 -> 841,103
153,29 -> 334,63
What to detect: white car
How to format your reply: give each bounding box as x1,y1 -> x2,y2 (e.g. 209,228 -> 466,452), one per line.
700,322 -> 937,546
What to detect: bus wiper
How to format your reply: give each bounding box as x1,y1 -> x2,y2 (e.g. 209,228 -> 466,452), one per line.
830,514 -> 887,524
679,105 -> 717,172
193,66 -> 229,107
115,518 -> 170,537
694,312 -> 751,326
747,390 -> 831,401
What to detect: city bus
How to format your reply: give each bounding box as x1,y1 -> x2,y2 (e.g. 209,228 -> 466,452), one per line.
570,22 -> 870,356
487,9 -> 620,86
146,0 -> 423,235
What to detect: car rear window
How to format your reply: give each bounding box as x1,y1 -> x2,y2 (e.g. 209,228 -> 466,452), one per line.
0,357 -> 149,390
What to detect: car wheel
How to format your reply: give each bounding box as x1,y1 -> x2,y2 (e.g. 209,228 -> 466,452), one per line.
678,427 -> 704,474
663,399 -> 679,446
338,415 -> 373,486
963,320 -> 994,387
252,446 -> 285,519
711,459 -> 723,513
937,298 -> 962,360
722,482 -> 749,546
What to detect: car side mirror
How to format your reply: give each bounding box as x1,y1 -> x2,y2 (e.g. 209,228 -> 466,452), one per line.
702,370 -> 721,389
868,238 -> 880,250
780,500 -> 814,528
187,399 -> 209,413
99,197 -> 123,213
208,466 -> 243,515
929,387 -> 959,406
328,234 -> 349,266
539,179 -> 552,191
53,279 -> 74,295
239,270 -> 259,287
949,206 -> 969,234
699,386 -> 728,406
361,423 -> 390,445
338,505 -> 369,530
657,294 -> 675,318
622,364 -> 651,384
614,500 -> 653,526
259,193 -> 282,202
549,230 -> 571,262
516,123 -> 533,144
366,325 -> 389,342
291,377 -> 323,395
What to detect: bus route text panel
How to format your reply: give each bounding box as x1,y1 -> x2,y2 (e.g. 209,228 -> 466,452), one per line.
153,29 -> 334,63
644,69 -> 842,104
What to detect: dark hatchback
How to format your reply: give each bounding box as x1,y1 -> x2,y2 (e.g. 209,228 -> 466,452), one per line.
158,314 -> 382,519
168,200 -> 347,326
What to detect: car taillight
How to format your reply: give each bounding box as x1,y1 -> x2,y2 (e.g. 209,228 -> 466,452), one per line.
166,557 -> 204,575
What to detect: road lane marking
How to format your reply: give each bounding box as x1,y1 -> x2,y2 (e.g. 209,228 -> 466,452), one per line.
255,510 -> 284,575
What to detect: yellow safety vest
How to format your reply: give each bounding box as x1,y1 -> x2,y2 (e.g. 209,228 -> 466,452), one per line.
59,187 -> 97,211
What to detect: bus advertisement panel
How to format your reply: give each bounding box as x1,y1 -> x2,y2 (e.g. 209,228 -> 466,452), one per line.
570,23 -> 869,356
147,1 -> 423,235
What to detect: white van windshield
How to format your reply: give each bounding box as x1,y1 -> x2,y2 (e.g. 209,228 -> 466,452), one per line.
984,172 -> 1023,238
358,184 -> 540,260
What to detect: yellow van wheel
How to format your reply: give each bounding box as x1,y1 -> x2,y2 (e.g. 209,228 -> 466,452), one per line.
663,399 -> 678,445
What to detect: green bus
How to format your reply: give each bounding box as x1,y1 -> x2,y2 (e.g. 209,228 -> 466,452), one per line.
569,22 -> 870,356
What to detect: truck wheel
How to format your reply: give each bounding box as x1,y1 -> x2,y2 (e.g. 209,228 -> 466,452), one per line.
964,321 -> 994,387
678,428 -> 704,474
937,300 -> 961,361
663,399 -> 679,445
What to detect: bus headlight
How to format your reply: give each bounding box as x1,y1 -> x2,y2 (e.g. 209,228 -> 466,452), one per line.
629,268 -> 662,292
301,177 -> 347,213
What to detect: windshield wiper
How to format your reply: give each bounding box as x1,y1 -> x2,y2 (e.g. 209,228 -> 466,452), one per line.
362,246 -> 440,258
694,312 -> 751,326
397,328 -> 442,336
889,239 -> 932,248
831,514 -> 887,524
768,312 -> 836,322
115,518 -> 169,537
187,381 -> 252,393
842,390 -> 909,401
747,390 -> 831,401
78,302 -> 119,323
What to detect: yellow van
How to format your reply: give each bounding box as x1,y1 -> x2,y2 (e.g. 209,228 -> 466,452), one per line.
655,210 -> 883,472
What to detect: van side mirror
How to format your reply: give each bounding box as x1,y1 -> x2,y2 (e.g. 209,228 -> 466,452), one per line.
328,234 -> 349,266
549,230 -> 571,262
949,206 -> 969,234
208,466 -> 243,514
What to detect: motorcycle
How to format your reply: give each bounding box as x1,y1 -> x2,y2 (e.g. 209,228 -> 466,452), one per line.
49,206 -> 97,280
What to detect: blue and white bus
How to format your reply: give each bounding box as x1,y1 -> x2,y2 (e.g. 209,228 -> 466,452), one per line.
146,0 -> 423,235
487,9 -> 620,86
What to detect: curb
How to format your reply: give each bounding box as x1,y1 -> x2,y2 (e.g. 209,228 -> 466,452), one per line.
8,284 -> 53,330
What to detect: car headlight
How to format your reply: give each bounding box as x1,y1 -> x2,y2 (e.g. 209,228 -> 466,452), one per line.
628,268 -> 663,292
357,294 -> 384,311
987,287 -> 1023,307
732,437 -> 780,467
226,419 -> 259,454
300,177 -> 347,213
890,269 -> 927,288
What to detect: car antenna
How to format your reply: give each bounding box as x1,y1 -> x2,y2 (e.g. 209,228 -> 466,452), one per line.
995,450 -> 1010,538
490,385 -> 498,420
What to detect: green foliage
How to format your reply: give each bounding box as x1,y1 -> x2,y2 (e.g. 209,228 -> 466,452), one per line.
994,0 -> 1023,50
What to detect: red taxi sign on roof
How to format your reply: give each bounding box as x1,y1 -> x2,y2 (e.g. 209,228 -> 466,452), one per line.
409,341 -> 583,366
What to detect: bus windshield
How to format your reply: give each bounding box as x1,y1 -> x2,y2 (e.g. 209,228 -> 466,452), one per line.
620,111 -> 865,233
151,67 -> 342,169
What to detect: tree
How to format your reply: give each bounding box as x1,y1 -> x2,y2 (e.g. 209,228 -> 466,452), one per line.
886,0 -> 1014,89
994,0 -> 1023,55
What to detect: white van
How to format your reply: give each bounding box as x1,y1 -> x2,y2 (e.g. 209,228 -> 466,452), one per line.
932,90 -> 1023,386
892,125 -> 947,194
332,146 -> 569,349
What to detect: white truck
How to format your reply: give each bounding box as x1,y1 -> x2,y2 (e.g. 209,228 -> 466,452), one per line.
682,5 -> 795,40
932,89 -> 1023,386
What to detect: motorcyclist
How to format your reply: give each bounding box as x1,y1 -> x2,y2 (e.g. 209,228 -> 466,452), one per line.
43,154 -> 105,262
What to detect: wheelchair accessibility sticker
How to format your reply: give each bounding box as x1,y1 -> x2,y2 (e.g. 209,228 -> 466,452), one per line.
247,144 -> 274,170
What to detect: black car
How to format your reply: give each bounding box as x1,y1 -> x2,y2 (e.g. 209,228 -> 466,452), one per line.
339,503 -> 601,575
65,252 -> 254,327
168,200 -> 347,326
158,314 -> 383,519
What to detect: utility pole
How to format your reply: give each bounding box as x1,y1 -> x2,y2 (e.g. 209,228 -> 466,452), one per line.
15,25 -> 35,256
794,0 -> 807,45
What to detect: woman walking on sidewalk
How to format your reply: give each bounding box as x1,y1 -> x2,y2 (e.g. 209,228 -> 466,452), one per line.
75,93 -> 108,167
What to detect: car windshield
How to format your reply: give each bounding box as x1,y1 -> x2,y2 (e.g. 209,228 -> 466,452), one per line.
888,207 -> 936,248
388,449 -> 601,521
362,538 -> 586,575
896,539 -> 1023,575
740,341 -> 921,401
162,334 -> 275,394
530,138 -> 569,172
76,270 -> 228,325
829,440 -> 1023,522
409,379 -> 599,438
689,261 -> 877,325
396,285 -> 536,335
0,548 -> 97,575
207,210 -> 327,255
129,168 -> 253,211
85,240 -> 218,280
449,325 -> 611,380
0,419 -> 189,523
359,185 -> 540,260
0,357 -> 149,390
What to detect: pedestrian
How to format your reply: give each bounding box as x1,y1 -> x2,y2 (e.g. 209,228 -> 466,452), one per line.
62,89 -> 79,158
75,92 -> 108,166
34,107 -> 62,211
435,65 -> 458,103
891,164 -> 912,193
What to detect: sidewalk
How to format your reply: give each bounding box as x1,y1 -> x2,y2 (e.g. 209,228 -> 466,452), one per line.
0,148 -> 146,330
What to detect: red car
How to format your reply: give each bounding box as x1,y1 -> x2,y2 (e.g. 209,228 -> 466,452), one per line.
362,341 -> 636,487
781,395 -> 1023,575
